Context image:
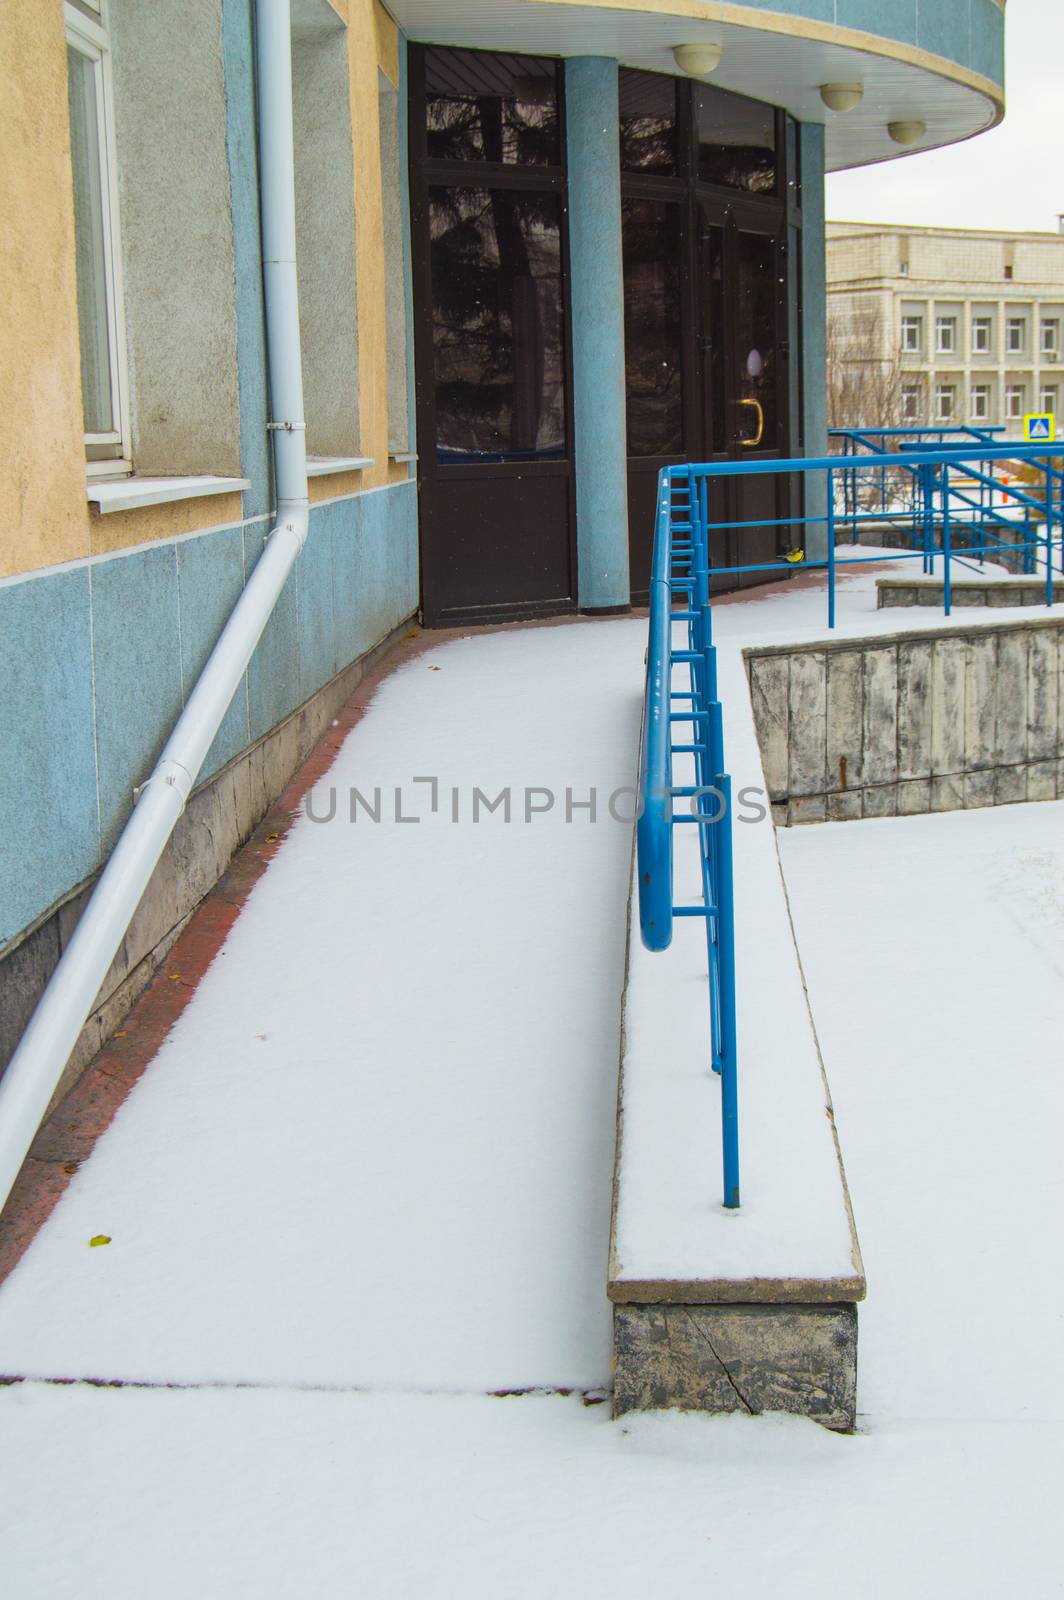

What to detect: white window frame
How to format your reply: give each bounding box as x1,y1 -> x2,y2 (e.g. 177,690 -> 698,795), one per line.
65,0 -> 130,476
1040,387 -> 1058,416
934,384 -> 955,422
970,384 -> 990,422
901,385 -> 921,422
1005,385 -> 1024,420
935,316 -> 956,354
1006,317 -> 1026,355
935,315 -> 956,354
972,316 -> 992,354
1040,318 -> 1059,355
901,315 -> 923,354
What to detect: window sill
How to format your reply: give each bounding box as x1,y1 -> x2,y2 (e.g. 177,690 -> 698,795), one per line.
87,474 -> 251,514
389,451 -> 417,464
306,455 -> 374,477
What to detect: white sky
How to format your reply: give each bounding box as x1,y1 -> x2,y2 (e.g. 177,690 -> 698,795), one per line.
825,0 -> 1064,233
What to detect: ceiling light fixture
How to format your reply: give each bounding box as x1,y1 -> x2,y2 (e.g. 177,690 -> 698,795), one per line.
819,83 -> 864,112
888,118 -> 927,146
672,42 -> 723,78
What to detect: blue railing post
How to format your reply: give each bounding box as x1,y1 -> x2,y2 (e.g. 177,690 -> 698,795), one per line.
943,475 -> 952,616
716,773 -> 739,1210
827,465 -> 836,629
1044,460 -> 1055,606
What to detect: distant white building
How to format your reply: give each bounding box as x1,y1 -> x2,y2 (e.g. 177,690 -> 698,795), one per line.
826,221 -> 1064,434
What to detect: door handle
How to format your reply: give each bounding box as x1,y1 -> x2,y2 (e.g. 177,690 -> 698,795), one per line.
737,398 -> 764,449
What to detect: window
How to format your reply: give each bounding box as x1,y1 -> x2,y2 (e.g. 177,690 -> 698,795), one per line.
424,47 -> 560,167
622,199 -> 683,455
902,384 -> 921,421
898,260 -> 909,277
972,316 -> 992,354
935,384 -> 955,422
1004,263 -> 1014,281
1041,318 -> 1059,355
970,384 -> 990,421
65,1 -> 128,469
935,316 -> 956,354
1040,387 -> 1058,417
1006,385 -> 1024,420
901,315 -> 923,353
696,83 -> 777,194
619,68 -> 679,175
1007,317 -> 1026,354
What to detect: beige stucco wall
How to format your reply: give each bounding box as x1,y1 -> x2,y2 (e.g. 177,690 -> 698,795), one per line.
0,1 -> 92,577
349,0 -> 408,490
2,0 -> 407,581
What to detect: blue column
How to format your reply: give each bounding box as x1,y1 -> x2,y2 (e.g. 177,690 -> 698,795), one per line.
565,57 -> 630,611
800,122 -> 829,562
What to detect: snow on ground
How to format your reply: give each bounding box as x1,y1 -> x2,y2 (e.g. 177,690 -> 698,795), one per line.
0,621 -> 646,1392
778,800 -> 1064,1425
1,557 -> 1062,1596
1,1385 -> 1061,1600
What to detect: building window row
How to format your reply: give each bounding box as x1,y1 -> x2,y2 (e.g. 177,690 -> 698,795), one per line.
899,312 -> 1062,359
901,381 -> 1059,425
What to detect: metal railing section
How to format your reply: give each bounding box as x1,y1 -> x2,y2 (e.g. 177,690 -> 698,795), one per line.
685,439 -> 1064,629
637,468 -> 739,1209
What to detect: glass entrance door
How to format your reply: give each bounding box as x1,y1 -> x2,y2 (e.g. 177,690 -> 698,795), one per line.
620,70 -> 800,599
409,48 -> 576,627
699,203 -> 790,590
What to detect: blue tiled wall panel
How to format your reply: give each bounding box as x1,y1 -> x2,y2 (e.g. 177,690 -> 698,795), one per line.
176,524 -> 251,782
246,533 -> 302,746
713,0 -> 1001,84
1,480 -> 419,947
837,0 -> 917,47
969,0 -> 1005,84
916,0 -> 973,72
90,544 -> 184,852
0,570 -> 99,947
298,499 -> 343,700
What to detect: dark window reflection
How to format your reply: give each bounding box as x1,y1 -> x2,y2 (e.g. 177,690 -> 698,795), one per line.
622,199 -> 683,456
619,69 -> 678,175
425,48 -> 560,167
429,187 -> 566,461
697,85 -> 776,194
700,219 -> 727,453
735,230 -> 777,446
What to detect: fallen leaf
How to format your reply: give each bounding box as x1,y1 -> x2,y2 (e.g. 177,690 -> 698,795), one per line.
89,1235 -> 111,1248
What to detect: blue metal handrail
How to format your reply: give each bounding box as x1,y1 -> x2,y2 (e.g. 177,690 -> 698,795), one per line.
636,467 -> 739,1209
679,439 -> 1064,628
830,427 -> 1010,546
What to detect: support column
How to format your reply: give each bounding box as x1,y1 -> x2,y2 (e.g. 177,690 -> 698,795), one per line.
800,123 -> 829,563
565,57 -> 630,612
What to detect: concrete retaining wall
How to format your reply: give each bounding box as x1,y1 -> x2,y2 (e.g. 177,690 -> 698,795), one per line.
747,615 -> 1064,825
877,577 -> 1064,609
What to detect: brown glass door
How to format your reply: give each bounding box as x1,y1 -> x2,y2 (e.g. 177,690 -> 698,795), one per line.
409,48 -> 576,628
699,202 -> 792,591
620,70 -> 799,599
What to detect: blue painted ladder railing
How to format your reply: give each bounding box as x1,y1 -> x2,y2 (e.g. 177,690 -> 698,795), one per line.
636,467 -> 740,1209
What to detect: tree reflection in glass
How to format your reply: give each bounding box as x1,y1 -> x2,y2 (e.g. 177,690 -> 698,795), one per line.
429,187 -> 566,461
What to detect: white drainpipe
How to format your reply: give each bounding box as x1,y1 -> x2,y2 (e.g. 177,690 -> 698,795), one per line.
0,0 -> 309,1215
